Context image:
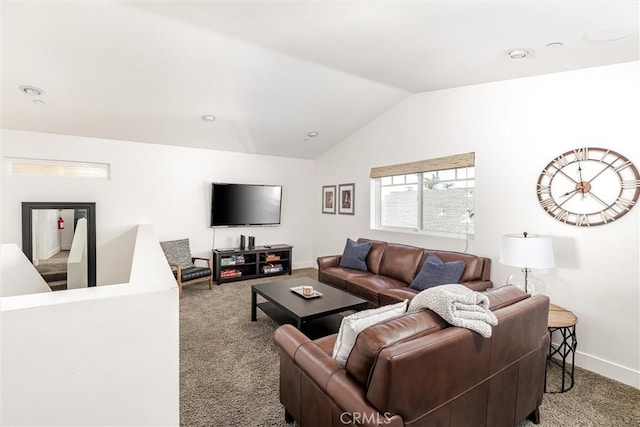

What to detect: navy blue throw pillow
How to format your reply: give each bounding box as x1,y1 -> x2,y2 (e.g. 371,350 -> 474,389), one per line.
410,253 -> 465,291
339,238 -> 372,271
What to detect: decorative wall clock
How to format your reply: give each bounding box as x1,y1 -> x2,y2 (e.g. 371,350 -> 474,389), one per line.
537,147 -> 640,226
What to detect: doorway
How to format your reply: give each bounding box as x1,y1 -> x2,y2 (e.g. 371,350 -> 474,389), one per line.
22,202 -> 97,289
31,209 -> 76,290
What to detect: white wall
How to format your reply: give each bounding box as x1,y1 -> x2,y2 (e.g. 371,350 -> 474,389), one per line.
313,61 -> 640,388
1,224 -> 179,426
0,243 -> 51,297
60,209 -> 74,250
1,130 -> 316,285
36,209 -> 61,260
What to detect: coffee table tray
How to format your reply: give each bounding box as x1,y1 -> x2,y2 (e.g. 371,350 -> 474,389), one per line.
290,286 -> 323,299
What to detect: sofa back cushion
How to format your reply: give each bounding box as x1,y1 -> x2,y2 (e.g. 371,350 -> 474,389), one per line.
427,249 -> 485,283
409,253 -> 465,291
345,310 -> 447,385
378,244 -> 424,284
339,238 -> 372,271
357,238 -> 388,275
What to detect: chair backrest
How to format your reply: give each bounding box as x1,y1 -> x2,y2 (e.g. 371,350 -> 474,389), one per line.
160,239 -> 193,269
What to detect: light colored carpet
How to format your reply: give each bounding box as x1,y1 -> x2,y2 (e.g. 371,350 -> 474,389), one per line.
180,269 -> 640,427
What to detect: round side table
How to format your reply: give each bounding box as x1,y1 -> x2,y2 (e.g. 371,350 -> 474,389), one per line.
545,304 -> 578,393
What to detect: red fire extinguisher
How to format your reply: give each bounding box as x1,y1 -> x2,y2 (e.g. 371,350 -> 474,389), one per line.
57,217 -> 64,230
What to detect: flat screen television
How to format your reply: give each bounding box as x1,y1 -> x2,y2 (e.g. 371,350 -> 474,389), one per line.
211,183 -> 282,227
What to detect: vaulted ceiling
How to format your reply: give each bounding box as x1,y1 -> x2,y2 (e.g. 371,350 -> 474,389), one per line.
2,1 -> 638,159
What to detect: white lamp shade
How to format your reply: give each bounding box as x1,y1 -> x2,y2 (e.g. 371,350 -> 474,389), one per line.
499,234 -> 555,269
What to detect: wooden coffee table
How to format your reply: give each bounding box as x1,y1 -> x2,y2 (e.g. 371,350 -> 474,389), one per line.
251,277 -> 367,335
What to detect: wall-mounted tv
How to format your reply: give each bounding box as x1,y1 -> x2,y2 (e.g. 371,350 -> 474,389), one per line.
211,183 -> 282,227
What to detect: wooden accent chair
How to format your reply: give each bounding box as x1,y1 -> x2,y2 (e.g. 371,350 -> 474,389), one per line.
160,238 -> 212,297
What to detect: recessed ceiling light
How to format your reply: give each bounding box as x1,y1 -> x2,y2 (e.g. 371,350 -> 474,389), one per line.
506,49 -> 532,59
19,85 -> 44,96
32,99 -> 45,105
307,131 -> 319,137
201,114 -> 216,122
546,42 -> 564,49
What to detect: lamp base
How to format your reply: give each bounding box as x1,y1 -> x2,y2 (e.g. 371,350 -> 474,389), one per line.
505,272 -> 545,295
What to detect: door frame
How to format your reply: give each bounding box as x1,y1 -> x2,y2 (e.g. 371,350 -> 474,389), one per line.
22,202 -> 97,287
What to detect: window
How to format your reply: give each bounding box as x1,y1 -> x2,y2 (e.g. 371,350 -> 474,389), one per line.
371,153 -> 475,237
5,158 -> 110,180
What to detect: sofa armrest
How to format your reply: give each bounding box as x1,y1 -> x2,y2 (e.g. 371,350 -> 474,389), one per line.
317,255 -> 341,270
275,324 -> 311,358
274,325 -> 343,391
168,263 -> 181,279
276,325 -> 402,427
326,370 -> 404,427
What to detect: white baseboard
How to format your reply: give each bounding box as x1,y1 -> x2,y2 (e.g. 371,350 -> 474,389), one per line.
551,342 -> 639,389
574,350 -> 639,389
292,261 -> 315,270
45,246 -> 61,260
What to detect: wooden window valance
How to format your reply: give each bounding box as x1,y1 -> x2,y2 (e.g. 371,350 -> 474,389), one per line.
370,152 -> 475,178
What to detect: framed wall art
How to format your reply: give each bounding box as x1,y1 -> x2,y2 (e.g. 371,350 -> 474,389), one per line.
322,185 -> 336,214
338,183 -> 355,215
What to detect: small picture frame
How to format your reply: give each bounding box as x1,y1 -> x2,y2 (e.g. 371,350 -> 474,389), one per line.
322,185 -> 336,214
338,183 -> 355,215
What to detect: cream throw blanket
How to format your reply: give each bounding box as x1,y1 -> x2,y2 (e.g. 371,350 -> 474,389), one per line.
408,284 -> 498,338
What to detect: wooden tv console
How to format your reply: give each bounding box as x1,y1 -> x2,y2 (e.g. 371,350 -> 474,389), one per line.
212,244 -> 293,285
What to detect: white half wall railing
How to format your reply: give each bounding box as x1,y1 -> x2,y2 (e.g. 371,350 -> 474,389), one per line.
0,243 -> 52,297
67,217 -> 88,289
1,224 -> 179,427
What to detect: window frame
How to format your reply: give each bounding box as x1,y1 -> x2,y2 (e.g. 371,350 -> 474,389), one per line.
370,152 -> 475,238
5,157 -> 110,180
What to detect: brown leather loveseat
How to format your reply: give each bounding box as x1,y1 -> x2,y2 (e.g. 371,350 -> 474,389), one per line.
318,238 -> 493,307
275,286 -> 549,427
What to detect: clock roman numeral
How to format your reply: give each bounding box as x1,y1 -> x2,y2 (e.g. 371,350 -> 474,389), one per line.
614,160 -> 632,172
600,209 -> 615,223
575,214 -> 590,227
622,180 -> 640,189
553,208 -> 570,222
573,147 -> 589,161
599,149 -> 611,162
553,154 -> 569,169
537,184 -> 551,195
613,198 -> 635,212
540,197 -> 556,210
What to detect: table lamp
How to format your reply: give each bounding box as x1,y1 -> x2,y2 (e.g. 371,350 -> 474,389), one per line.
499,232 -> 555,293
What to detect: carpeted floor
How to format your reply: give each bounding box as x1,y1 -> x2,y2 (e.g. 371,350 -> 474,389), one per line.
34,250 -> 69,291
179,269 -> 640,427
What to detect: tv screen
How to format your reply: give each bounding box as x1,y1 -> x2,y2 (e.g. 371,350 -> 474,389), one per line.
211,183 -> 282,227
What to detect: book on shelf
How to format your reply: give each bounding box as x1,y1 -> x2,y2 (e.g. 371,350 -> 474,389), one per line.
221,269 -> 242,278
221,255 -> 245,266
265,254 -> 281,262
262,263 -> 283,274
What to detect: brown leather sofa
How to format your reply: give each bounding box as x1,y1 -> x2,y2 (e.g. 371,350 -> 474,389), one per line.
318,238 -> 493,307
274,286 -> 550,427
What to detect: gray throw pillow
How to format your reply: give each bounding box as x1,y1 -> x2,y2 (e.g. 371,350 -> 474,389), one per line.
160,239 -> 193,270
339,238 -> 371,271
410,253 -> 465,291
